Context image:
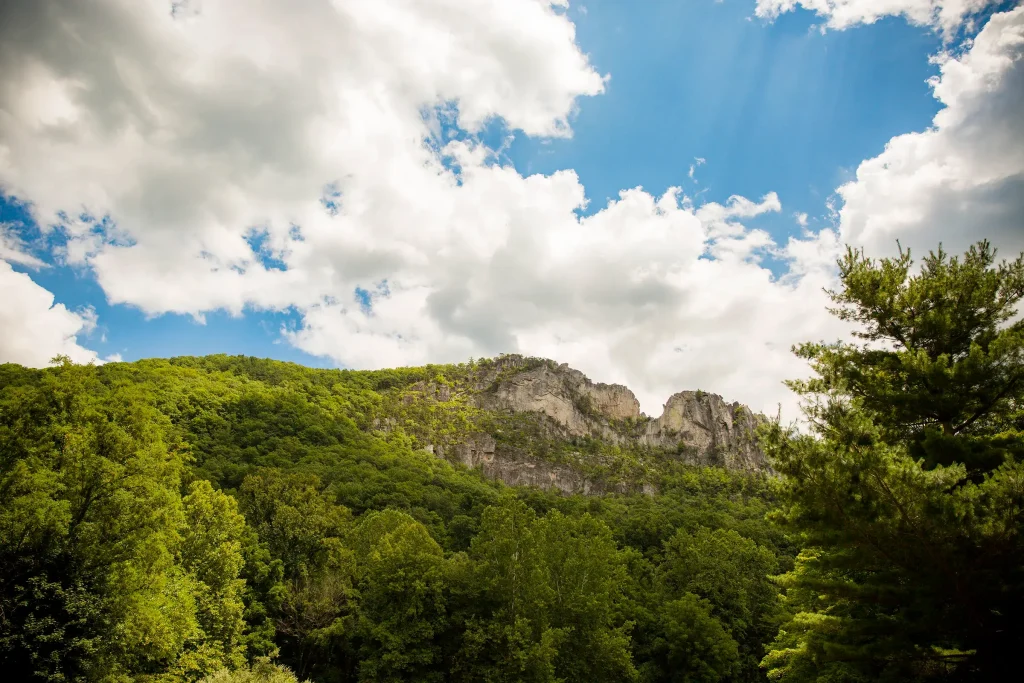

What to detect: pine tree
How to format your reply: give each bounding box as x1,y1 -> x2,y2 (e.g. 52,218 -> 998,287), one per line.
762,240 -> 1024,682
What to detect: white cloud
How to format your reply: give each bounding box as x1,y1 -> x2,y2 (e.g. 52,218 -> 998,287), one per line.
0,222 -> 47,268
0,0 -> 915,423
0,261 -> 103,366
0,0 -> 606,317
754,0 -> 1000,36
688,157 -> 706,181
836,4 -> 1024,261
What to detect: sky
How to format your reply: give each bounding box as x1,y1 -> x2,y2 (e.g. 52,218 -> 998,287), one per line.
1,0 -> 1022,420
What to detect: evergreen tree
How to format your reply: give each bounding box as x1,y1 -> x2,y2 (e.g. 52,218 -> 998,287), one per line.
762,241 -> 1024,682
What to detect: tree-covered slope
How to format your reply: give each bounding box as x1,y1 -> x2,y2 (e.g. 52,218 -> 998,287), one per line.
4,239 -> 1020,683
0,352 -> 787,682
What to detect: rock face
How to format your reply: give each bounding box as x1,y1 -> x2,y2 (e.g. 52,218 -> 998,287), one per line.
399,355 -> 768,494
473,361 -> 640,438
438,434 -> 610,496
642,391 -> 765,471
435,433 -> 655,496
467,356 -> 767,473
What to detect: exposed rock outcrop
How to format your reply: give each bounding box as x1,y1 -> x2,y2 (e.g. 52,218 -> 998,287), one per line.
642,391 -> 765,470
466,356 -> 767,472
435,433 -> 656,496
439,434 -> 590,495
473,360 -> 640,438
399,355 -> 768,494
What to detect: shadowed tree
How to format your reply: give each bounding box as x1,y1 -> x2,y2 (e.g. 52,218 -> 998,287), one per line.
762,241 -> 1024,682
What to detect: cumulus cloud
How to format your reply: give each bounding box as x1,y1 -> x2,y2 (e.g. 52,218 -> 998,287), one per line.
0,222 -> 46,268
0,261 -> 104,366
754,0 -> 1000,35
836,4 -> 1024,261
15,0 -> 1017,423
0,0 -> 606,316
0,216 -> 104,365
0,0 -> 858,420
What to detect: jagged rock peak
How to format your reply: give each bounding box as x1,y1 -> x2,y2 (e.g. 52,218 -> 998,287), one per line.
644,390 -> 766,470
473,355 -> 641,434
474,354 -> 767,472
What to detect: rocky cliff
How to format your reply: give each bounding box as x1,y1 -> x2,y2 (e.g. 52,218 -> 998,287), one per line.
642,390 -> 765,470
397,355 -> 768,495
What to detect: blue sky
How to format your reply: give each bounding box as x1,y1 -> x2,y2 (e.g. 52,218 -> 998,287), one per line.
2,0 -> 1022,415
514,3 -> 942,219
1,196 -> 328,367
2,2 -> 942,361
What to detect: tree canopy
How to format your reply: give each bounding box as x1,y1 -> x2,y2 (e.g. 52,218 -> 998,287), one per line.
0,349 -> 784,681
762,240 -> 1024,682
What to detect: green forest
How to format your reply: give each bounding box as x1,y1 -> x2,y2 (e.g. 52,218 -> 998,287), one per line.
1,240 -> 1021,682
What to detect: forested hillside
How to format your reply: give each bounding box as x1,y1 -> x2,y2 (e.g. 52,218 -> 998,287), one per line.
1,240 -> 1022,682
0,349 -> 789,682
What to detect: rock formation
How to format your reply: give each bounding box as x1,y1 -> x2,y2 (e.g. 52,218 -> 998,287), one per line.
467,356 -> 767,473
390,355 -> 768,494
472,360 -> 641,438
642,391 -> 765,470
436,434 -> 628,496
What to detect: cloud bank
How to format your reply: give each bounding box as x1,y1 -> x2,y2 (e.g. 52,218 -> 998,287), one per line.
836,4 -> 1024,260
755,0 -> 1001,36
0,261 -> 104,366
1,0 -> 1021,420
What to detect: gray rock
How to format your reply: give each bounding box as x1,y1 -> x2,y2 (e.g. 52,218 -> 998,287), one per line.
439,433 -> 647,496
468,356 -> 767,472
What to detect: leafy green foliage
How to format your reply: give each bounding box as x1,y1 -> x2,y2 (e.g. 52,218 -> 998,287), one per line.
1,352 -> 787,681
352,509 -> 450,681
0,358 -> 194,680
661,527 -> 781,680
201,658 -> 307,683
762,240 -> 1024,682
175,480 -> 249,678
651,593 -> 740,683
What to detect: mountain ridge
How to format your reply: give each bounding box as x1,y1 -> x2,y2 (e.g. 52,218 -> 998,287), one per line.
2,352 -> 769,495
376,353 -> 769,494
